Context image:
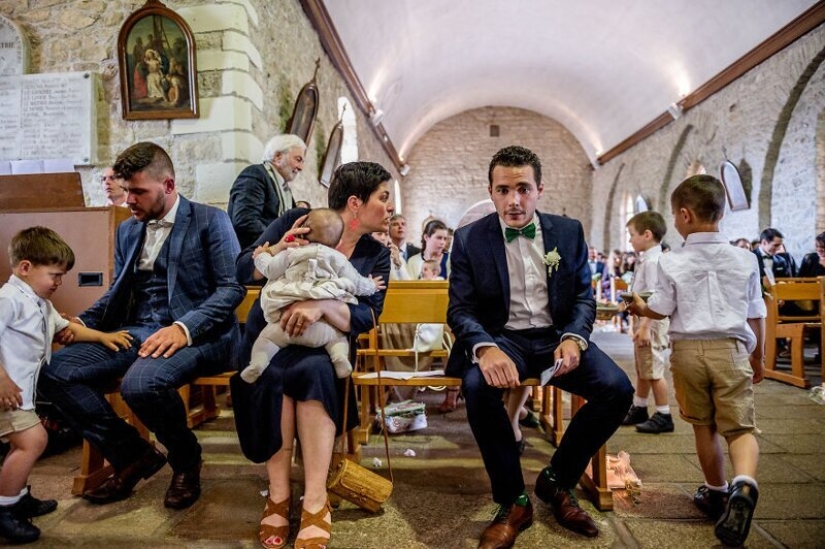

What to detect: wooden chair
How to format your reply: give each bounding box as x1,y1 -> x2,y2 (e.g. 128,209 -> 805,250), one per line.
352,281 -> 613,510
764,277 -> 822,388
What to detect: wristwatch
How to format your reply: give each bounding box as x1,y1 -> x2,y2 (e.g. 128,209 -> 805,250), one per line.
562,334 -> 588,352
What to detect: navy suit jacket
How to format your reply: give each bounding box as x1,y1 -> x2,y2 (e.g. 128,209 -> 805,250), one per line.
446,212 -> 595,375
81,196 -> 245,355
753,248 -> 792,281
228,164 -> 295,250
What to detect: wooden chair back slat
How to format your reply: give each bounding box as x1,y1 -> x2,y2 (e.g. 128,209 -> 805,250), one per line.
376,280 -> 449,324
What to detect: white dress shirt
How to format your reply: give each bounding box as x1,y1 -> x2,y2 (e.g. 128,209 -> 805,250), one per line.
138,195 -> 180,271
647,232 -> 766,353
500,215 -> 553,330
631,244 -> 663,293
0,276 -> 69,409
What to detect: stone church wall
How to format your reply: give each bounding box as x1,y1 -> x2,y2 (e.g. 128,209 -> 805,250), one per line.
0,0 -> 399,210
401,106 -> 592,240
591,24 -> 825,260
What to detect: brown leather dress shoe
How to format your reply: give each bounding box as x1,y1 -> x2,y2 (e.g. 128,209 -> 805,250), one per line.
478,499 -> 533,549
83,447 -> 167,504
534,467 -> 598,538
164,460 -> 202,509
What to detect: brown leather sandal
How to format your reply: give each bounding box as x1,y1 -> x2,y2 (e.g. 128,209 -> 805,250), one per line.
294,499 -> 331,549
259,496 -> 290,549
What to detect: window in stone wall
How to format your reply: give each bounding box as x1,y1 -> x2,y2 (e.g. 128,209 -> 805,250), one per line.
338,97 -> 358,163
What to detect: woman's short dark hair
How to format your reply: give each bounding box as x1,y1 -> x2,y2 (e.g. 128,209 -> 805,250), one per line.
328,162 -> 391,211
421,219 -> 448,251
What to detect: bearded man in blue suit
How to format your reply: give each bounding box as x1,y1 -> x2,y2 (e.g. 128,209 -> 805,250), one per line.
447,146 -> 633,548
41,142 -> 245,510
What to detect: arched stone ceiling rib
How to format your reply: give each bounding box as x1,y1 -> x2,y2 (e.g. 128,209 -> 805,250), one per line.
323,0 -> 818,163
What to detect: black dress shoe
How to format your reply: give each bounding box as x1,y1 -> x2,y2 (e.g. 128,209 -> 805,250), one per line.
534,467 -> 598,538
518,410 -> 540,429
715,480 -> 759,547
478,499 -> 533,549
0,506 -> 40,544
164,460 -> 202,509
12,486 -> 57,518
621,405 -> 648,426
83,446 -> 167,505
694,485 -> 728,520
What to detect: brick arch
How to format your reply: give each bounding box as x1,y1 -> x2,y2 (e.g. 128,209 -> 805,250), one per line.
601,162 -> 625,251
759,43 -> 825,229
657,124 -> 695,213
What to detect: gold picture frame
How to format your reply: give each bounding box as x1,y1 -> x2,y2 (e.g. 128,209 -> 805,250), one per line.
117,0 -> 199,120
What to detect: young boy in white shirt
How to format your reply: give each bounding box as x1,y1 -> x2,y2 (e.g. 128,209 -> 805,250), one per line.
629,175 -> 766,547
0,227 -> 132,544
621,211 -> 673,433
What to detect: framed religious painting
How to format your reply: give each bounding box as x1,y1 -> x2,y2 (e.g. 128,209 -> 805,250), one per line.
287,60 -> 320,145
720,160 -> 749,211
117,0 -> 199,120
319,120 -> 343,187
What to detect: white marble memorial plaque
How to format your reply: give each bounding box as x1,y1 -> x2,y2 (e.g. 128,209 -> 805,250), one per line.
0,71 -> 97,166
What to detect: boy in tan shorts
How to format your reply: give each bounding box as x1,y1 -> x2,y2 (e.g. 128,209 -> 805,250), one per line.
621,211 -> 673,433
0,227 -> 132,544
629,175 -> 765,547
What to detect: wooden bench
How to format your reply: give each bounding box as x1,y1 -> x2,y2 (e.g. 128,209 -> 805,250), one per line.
764,277 -> 822,388
352,281 -> 613,510
73,288 -> 260,495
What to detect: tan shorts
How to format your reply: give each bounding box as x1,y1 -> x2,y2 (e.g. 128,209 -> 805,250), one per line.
0,409 -> 42,442
633,317 -> 670,380
670,338 -> 755,438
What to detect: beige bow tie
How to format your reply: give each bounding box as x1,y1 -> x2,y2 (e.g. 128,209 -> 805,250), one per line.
148,219 -> 173,230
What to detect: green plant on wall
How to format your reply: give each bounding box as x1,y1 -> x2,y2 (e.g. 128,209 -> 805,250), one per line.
315,122 -> 325,174
278,78 -> 294,133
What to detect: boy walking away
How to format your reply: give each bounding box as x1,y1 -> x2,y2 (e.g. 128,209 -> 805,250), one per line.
0,227 -> 132,544
629,175 -> 766,547
622,211 -> 674,434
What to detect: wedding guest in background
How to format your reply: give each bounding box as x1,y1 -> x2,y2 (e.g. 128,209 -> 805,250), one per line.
406,219 -> 450,280
799,231 -> 825,277
228,134 -> 306,250
100,167 -> 126,207
388,214 -> 420,261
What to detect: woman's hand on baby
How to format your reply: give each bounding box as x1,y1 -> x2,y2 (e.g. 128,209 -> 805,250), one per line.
280,301 -> 324,337
370,275 -> 387,291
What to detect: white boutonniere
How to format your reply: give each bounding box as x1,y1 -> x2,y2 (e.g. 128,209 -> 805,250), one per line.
544,248 -> 561,277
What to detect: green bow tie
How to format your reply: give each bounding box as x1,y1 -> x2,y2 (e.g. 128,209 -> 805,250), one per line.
505,223 -> 536,243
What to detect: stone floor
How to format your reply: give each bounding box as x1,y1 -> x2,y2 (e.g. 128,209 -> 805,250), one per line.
22,328 -> 825,548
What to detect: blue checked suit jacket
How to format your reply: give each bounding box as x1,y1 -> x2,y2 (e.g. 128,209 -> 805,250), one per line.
446,211 -> 596,376
80,196 -> 245,358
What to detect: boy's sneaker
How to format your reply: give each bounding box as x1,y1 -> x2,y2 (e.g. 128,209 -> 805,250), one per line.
636,412 -> 675,434
12,487 -> 57,518
694,485 -> 728,520
0,506 -> 40,544
621,405 -> 648,426
715,480 -> 759,547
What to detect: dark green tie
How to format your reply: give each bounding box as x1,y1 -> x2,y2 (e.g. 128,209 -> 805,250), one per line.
504,223 -> 537,243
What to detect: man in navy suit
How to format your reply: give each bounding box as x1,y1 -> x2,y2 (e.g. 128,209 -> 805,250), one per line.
447,146 -> 633,547
41,142 -> 245,509
753,228 -> 793,285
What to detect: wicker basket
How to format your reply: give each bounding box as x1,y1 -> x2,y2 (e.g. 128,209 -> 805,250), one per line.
596,305 -> 620,321
327,455 -> 393,513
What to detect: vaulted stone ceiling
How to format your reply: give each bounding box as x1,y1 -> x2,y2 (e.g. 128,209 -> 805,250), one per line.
322,0 -> 818,165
